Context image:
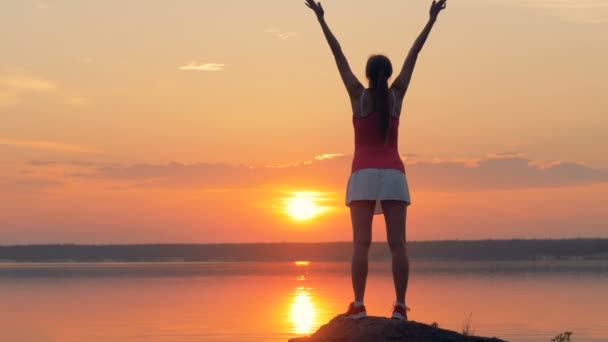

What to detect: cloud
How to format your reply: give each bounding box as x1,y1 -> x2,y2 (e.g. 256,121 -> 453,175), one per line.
29,160 -> 58,166
264,28 -> 297,40
67,153 -> 608,192
276,32 -> 297,40
314,153 -> 345,161
0,69 -> 85,108
178,63 -> 225,71
27,160 -> 96,167
0,74 -> 56,91
0,178 -> 63,193
0,139 -> 98,154
409,157 -> 608,191
0,70 -> 57,107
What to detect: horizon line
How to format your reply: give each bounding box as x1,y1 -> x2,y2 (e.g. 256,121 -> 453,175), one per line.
2,237 -> 607,247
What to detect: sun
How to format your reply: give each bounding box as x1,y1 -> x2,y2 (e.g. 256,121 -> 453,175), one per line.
285,192 -> 326,221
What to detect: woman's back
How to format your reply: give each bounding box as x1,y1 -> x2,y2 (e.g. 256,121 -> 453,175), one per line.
351,88 -> 405,174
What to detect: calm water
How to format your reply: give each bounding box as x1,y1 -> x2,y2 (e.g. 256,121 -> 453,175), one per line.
1,261 -> 607,342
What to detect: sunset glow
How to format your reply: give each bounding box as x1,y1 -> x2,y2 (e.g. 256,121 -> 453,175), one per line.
0,0 -> 606,243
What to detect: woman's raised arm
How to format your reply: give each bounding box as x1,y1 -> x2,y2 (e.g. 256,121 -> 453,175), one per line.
391,0 -> 447,99
305,0 -> 363,98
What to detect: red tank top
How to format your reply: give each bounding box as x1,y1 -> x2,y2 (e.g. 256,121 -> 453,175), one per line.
351,89 -> 405,174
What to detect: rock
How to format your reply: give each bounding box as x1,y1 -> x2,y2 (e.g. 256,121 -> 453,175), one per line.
288,315 -> 507,342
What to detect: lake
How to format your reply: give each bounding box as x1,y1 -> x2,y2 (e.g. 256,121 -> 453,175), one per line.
0,261 -> 607,341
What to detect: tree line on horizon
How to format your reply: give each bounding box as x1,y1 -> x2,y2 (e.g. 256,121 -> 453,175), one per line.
1,239 -> 607,262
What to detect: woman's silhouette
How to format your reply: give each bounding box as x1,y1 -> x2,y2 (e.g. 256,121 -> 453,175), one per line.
305,0 -> 447,320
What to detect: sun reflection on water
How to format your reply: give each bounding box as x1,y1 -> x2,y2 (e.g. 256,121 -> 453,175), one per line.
294,260 -> 310,281
290,260 -> 317,334
291,286 -> 316,334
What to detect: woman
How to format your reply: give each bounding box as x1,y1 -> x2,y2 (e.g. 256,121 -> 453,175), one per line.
305,0 -> 447,320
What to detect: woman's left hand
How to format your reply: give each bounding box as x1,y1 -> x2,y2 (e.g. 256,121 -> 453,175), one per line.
305,0 -> 325,19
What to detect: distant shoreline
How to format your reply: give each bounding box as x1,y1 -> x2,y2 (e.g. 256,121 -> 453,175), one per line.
1,238 -> 607,263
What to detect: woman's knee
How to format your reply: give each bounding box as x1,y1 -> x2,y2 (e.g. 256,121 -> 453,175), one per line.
387,237 -> 405,252
354,238 -> 372,249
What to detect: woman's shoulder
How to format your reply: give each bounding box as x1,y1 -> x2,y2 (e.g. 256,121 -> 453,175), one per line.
353,88 -> 402,119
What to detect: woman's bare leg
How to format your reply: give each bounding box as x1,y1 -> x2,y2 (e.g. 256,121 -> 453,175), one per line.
349,200 -> 375,302
381,200 -> 409,304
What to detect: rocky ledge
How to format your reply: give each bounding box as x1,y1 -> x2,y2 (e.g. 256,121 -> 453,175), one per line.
288,315 -> 507,342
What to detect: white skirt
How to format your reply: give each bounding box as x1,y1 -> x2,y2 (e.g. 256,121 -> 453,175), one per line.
346,168 -> 411,215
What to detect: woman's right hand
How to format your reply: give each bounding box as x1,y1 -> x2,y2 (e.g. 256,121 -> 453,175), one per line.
305,0 -> 325,19
429,0 -> 447,19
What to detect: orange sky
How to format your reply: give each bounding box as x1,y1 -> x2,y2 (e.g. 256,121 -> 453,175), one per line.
1,0 -> 607,243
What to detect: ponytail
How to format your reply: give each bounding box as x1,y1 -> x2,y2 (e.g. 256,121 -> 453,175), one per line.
366,55 -> 393,144
374,72 -> 390,144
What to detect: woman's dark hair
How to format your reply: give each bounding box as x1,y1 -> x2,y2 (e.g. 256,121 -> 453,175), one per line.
366,55 -> 393,143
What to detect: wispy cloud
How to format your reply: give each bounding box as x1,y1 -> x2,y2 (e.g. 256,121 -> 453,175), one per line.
0,70 -> 57,107
178,63 -> 226,71
28,160 -> 95,167
276,32 -> 297,40
0,73 -> 56,91
29,160 -> 57,166
0,178 -> 63,193
264,28 -> 297,41
314,153 -> 345,161
0,69 -> 85,108
61,153 -> 608,191
486,151 -> 526,160
0,139 -> 98,154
